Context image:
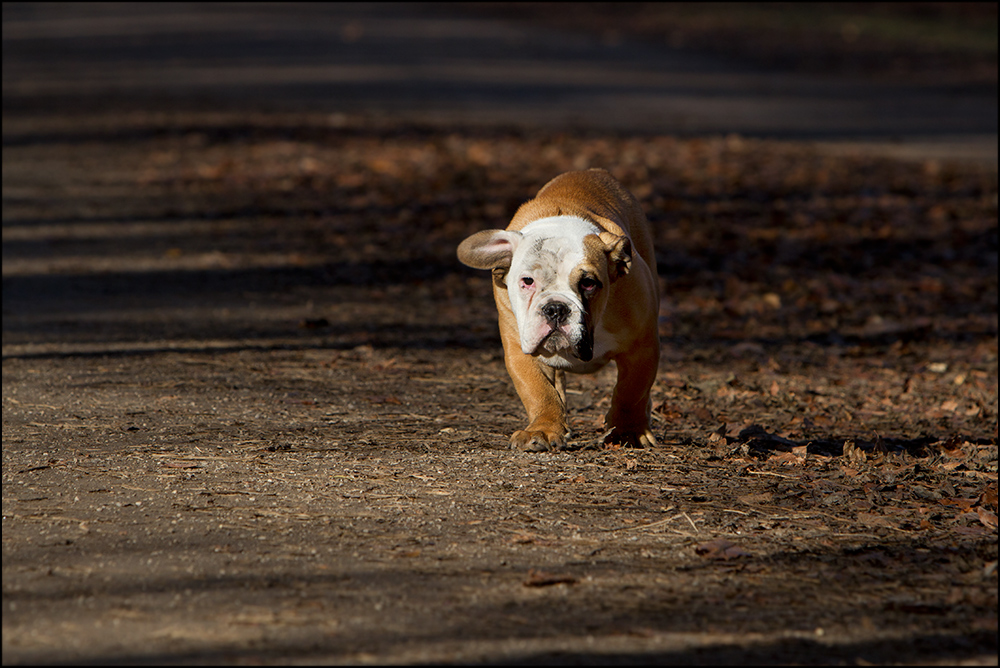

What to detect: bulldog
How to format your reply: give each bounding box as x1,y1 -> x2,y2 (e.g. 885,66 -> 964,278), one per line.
457,169 -> 660,451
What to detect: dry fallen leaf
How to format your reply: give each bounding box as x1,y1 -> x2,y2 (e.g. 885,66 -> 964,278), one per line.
980,484 -> 998,511
976,506 -> 998,532
368,395 -> 403,405
738,492 -> 773,505
695,538 -> 750,560
769,451 -> 805,466
843,440 -> 867,468
161,461 -> 200,469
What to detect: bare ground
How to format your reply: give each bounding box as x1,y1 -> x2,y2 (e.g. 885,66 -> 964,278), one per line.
2,113 -> 997,665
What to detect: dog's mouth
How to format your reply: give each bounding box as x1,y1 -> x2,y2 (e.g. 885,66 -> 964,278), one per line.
533,326 -> 594,362
539,329 -> 572,355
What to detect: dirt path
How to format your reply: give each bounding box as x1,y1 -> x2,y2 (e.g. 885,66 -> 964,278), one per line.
3,3 -> 997,665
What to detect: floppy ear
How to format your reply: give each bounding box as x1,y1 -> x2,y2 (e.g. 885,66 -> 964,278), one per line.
600,232 -> 632,281
457,229 -> 522,270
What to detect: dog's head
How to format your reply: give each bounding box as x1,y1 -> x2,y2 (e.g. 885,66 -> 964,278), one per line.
458,215 -> 632,364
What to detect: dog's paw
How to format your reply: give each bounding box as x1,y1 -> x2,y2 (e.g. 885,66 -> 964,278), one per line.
511,427 -> 567,452
603,425 -> 657,448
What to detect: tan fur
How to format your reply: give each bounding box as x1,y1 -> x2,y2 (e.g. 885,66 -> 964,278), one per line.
459,169 -> 660,451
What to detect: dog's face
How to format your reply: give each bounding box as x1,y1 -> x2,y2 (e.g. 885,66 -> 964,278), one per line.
458,216 -> 632,366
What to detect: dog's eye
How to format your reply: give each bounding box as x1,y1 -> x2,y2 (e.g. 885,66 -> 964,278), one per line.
520,277 -> 534,288
579,277 -> 600,292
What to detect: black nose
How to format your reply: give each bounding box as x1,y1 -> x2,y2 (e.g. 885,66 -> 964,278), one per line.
542,302 -> 570,325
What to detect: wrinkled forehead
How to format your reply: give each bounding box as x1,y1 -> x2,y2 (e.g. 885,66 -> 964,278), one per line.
512,216 -> 601,275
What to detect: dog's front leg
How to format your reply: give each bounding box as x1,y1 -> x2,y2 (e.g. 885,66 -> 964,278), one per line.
497,308 -> 569,451
605,335 -> 659,447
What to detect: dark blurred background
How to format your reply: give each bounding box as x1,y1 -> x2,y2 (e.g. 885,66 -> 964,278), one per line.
3,2 -> 997,162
